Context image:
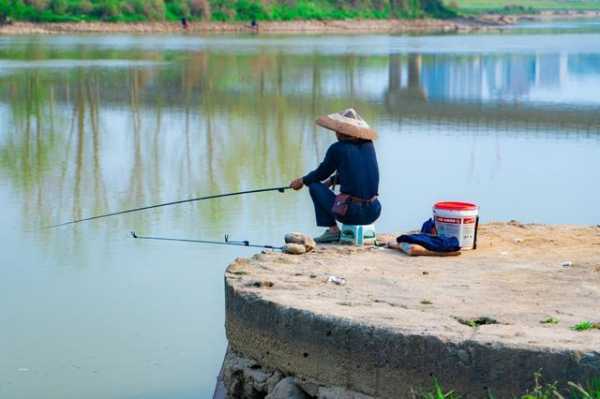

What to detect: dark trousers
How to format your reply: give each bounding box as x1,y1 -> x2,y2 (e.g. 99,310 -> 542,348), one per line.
308,183 -> 381,227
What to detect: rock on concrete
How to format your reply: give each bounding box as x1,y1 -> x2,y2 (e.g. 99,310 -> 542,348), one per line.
224,223 -> 600,398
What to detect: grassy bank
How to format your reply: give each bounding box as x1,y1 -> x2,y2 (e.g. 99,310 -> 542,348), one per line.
0,0 -> 456,23
442,0 -> 600,15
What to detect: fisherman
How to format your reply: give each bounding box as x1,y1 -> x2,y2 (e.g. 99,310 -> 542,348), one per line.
289,109 -> 381,243
181,17 -> 189,30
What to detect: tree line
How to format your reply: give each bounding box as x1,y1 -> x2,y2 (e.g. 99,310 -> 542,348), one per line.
0,0 -> 455,23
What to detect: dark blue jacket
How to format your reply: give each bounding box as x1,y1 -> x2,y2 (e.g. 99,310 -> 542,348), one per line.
302,140 -> 379,199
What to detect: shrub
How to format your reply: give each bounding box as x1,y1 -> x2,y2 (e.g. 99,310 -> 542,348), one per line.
0,0 -> 11,19
210,0 -> 236,20
422,0 -> 457,18
93,0 -> 122,19
121,1 -> 135,13
166,0 -> 191,18
141,0 -> 166,20
271,0 -> 327,20
235,0 -> 268,20
371,0 -> 390,13
190,0 -> 212,19
70,0 -> 94,15
49,0 -> 68,14
24,0 -> 49,12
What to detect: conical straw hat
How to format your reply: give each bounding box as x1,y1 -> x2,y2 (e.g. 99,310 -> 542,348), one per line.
315,108 -> 378,141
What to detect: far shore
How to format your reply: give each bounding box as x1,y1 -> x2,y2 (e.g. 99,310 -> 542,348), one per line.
1,10 -> 599,36
0,19 -> 499,36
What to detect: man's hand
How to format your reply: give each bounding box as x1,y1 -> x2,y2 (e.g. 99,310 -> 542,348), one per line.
289,177 -> 304,191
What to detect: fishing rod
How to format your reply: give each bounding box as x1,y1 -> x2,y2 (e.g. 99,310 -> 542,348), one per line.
130,231 -> 284,251
47,186 -> 290,229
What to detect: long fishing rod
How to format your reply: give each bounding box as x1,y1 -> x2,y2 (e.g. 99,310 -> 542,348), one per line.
47,186 -> 290,229
130,232 -> 284,251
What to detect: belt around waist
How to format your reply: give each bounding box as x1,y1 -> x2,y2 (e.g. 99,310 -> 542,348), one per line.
346,195 -> 378,204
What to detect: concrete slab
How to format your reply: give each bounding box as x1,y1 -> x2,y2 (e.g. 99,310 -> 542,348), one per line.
224,223 -> 600,398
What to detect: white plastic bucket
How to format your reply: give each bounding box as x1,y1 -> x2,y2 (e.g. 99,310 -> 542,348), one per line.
433,202 -> 479,250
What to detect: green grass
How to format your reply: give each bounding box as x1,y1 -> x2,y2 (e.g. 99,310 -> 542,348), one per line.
571,321 -> 600,331
422,374 -> 600,399
421,378 -> 460,399
442,0 -> 600,15
569,379 -> 600,399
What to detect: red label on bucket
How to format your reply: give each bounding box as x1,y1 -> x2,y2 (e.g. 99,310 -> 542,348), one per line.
435,216 -> 461,224
463,217 -> 476,224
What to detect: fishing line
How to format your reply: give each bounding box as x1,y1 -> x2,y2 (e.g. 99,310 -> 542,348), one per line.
130,232 -> 283,251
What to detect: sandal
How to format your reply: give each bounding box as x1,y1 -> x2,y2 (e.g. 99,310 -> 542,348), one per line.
314,229 -> 340,243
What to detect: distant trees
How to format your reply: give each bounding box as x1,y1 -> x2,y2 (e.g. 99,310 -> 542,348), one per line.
190,0 -> 212,19
1,0 -> 453,22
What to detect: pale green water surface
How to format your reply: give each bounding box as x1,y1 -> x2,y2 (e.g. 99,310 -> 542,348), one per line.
1,21 -> 600,399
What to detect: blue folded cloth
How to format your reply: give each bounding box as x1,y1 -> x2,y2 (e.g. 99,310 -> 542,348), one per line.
396,233 -> 460,253
420,218 -> 437,235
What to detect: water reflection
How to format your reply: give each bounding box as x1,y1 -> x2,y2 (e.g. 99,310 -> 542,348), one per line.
1,41 -> 600,234
0,32 -> 599,399
1,40 -> 599,257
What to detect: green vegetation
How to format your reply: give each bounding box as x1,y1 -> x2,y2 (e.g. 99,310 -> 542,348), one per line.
421,378 -> 459,399
518,372 -> 563,399
443,0 -> 600,15
1,0 -> 597,26
571,321 -> 600,331
569,379 -> 600,399
0,0 -> 456,22
421,374 -> 600,399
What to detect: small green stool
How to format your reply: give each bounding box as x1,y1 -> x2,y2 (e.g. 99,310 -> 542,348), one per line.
340,224 -> 376,246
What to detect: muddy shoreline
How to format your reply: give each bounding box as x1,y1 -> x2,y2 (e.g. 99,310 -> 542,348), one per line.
0,19 -> 492,35
1,11 -> 599,36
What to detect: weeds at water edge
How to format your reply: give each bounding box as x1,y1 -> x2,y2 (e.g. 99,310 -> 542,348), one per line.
420,373 -> 600,399
420,378 -> 459,399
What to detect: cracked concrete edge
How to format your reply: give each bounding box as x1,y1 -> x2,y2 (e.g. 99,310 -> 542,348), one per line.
224,277 -> 600,398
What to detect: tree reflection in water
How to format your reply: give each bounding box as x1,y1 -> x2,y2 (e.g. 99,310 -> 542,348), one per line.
1,45 -> 599,234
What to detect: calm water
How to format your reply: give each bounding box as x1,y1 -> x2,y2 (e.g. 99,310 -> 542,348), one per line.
1,21 -> 600,399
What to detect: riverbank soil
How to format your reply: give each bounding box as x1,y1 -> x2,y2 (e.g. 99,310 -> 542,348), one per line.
0,18 -> 498,35
2,11 -> 600,35
224,222 -> 600,398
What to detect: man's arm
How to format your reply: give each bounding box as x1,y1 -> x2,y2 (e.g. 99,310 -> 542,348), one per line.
290,144 -> 338,190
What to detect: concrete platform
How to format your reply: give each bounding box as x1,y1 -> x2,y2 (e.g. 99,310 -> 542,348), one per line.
224,223 -> 600,398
